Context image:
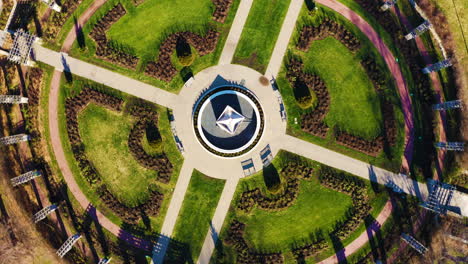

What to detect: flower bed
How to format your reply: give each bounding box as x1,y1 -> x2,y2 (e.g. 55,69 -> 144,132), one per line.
225,162 -> 373,262
127,106 -> 173,184
290,19 -> 398,156
64,88 -> 171,224
144,30 -> 220,82
297,18 -> 361,53
89,4 -> 139,69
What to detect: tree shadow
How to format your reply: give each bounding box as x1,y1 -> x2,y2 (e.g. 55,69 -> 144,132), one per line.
364,215 -> 387,263
367,165 -> 381,193
61,54 -> 73,83
329,233 -> 347,264
163,237 -> 194,264
263,163 -> 281,193
33,9 -> 43,37
305,0 -> 316,11
74,16 -> 86,49
180,66 -> 193,82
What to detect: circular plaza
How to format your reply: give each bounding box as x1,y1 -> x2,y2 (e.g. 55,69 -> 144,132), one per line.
2,0 -> 465,263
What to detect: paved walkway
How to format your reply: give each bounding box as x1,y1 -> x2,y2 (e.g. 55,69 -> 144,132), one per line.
37,0 -> 468,263
34,45 -> 178,108
218,0 -> 254,65
265,0 -> 303,77
198,177 -> 240,263
152,160 -> 195,263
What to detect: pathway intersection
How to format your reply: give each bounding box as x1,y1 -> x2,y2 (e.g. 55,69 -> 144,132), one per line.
34,0 -> 468,263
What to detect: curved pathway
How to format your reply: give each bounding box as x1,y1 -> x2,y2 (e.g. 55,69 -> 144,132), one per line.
393,5 -> 447,179
35,0 -> 468,263
46,0 -> 153,251
316,0 -> 415,173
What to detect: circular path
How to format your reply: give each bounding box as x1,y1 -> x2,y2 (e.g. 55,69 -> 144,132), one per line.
44,0 -> 423,262
172,64 -> 285,179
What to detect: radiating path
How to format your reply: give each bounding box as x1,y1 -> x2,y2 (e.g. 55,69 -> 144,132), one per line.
40,0 -> 468,263
218,0 -> 254,65
198,177 -> 240,264
265,0 -> 303,77
279,134 -> 467,215
152,160 -> 195,263
34,45 -> 178,108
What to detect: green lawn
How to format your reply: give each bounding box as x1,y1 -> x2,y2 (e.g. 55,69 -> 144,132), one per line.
212,151 -> 389,263
301,37 -> 382,139
78,104 -> 160,207
275,5 -> 405,172
57,77 -> 183,234
240,177 -> 352,251
107,0 -> 214,58
70,0 -> 241,93
232,0 -> 292,73
172,170 -> 225,261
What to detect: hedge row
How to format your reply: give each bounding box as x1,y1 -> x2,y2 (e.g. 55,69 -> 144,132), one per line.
89,4 -> 139,69
212,0 -> 234,23
297,18 -> 361,53
286,59 -> 330,138
96,185 -> 162,224
144,30 -> 220,82
225,220 -> 284,264
319,168 -> 371,240
128,106 -> 173,184
237,162 -> 314,212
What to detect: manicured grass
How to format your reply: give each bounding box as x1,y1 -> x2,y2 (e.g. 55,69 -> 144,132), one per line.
56,76 -> 183,234
277,6 -> 406,172
78,104 -> 159,206
301,37 -> 382,139
240,177 -> 352,251
70,0 -> 241,93
172,170 -> 225,261
232,0 -> 292,73
107,0 -> 213,58
212,151 -> 389,263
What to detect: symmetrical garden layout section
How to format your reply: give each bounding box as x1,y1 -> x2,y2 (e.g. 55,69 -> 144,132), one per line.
4,0 -> 464,263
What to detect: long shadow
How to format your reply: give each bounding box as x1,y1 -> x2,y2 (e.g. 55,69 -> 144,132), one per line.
329,233 -> 347,264
59,183 -> 103,261
305,0 -> 316,10
74,16 -> 86,49
364,215 -> 387,263
367,165 -> 381,193
61,54 -> 73,83
81,210 -> 101,263
163,237 -> 193,264
180,66 -> 193,82
85,205 -> 110,256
